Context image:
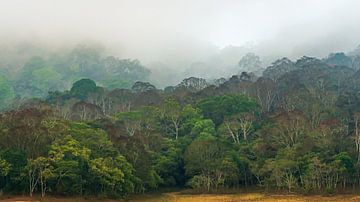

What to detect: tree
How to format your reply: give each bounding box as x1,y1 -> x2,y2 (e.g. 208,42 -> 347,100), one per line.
0,108 -> 61,158
31,67 -> 63,96
269,111 -> 309,148
197,94 -> 258,126
108,89 -> 134,113
102,57 -> 150,90
222,112 -> 255,143
184,137 -> 233,191
0,73 -> 15,110
152,138 -> 182,187
331,152 -> 354,189
71,101 -> 104,120
0,157 -> 11,193
179,105 -> 203,136
51,160 -> 81,195
13,56 -> 67,98
262,57 -> 296,82
27,157 -> 54,197
65,45 -> 103,81
161,98 -> 182,139
250,77 -> 276,113
262,158 -> 298,192
117,111 -> 142,136
191,119 -> 216,137
238,53 -> 262,73
0,149 -> 27,192
131,81 -> 156,93
138,106 -> 159,137
0,158 -> 11,177
354,112 -> 360,162
324,52 -> 352,67
115,107 -> 158,138
67,123 -> 116,158
176,77 -> 208,92
86,87 -> 112,116
70,79 -> 97,100
302,155 -> 349,191
89,155 -> 135,197
115,134 -> 161,192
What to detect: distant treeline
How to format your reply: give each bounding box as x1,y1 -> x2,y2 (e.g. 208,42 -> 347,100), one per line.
0,45 -> 150,110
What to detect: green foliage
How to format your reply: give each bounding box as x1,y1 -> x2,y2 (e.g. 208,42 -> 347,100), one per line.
101,79 -> 133,90
70,78 -> 97,100
102,57 -> 150,90
15,56 -> 63,98
191,119 -> 216,138
261,158 -> 298,191
31,67 -> 63,92
179,105 -> 203,137
2,47 -> 360,198
22,56 -> 46,74
0,73 -> 14,109
89,155 -> 135,197
160,98 -> 182,139
197,94 -> 258,125
67,123 -> 116,158
0,158 -> 11,177
187,175 -> 209,189
0,149 -> 27,192
184,137 -> 237,190
49,135 -> 91,161
0,46 -> 152,111
153,138 -> 182,186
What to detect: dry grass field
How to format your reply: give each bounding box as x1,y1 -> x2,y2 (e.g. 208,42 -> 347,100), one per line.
130,192 -> 360,202
3,193 -> 360,202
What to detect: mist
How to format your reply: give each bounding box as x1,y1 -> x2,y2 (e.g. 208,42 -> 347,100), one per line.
1,0 -> 360,86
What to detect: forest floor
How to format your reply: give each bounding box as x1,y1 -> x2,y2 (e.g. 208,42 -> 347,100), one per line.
3,192 -> 360,202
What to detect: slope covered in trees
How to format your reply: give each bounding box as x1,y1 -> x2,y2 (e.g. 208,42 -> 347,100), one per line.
1,47 -> 360,199
0,45 -> 150,110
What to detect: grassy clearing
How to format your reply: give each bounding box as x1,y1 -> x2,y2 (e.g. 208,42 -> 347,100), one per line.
2,193 -> 360,202
130,192 -> 360,202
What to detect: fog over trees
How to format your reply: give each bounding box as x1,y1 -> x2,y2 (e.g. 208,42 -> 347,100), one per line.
1,0 -> 360,200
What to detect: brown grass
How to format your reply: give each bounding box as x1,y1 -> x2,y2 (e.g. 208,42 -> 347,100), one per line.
3,193 -> 360,202
131,192 -> 360,202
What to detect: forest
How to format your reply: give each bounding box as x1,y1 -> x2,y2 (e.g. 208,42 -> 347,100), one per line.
1,44 -> 360,199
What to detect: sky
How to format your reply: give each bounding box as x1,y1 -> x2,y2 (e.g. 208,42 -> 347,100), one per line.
1,0 -> 360,65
